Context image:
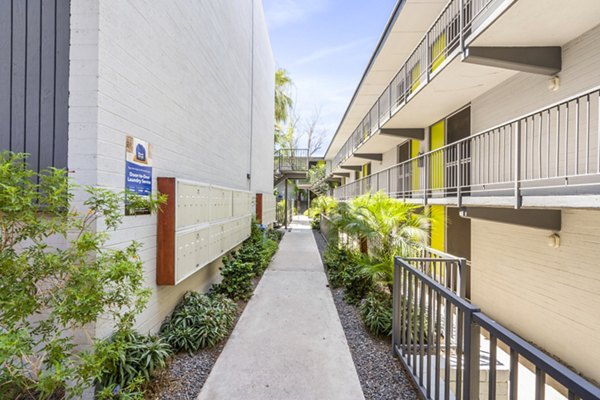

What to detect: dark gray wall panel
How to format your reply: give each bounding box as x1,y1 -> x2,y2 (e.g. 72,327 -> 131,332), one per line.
0,1 -> 11,151
0,0 -> 70,172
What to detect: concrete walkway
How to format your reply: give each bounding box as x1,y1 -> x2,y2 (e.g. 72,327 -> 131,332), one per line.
198,216 -> 364,400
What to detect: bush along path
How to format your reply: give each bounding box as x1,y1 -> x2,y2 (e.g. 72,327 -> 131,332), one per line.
144,224 -> 283,400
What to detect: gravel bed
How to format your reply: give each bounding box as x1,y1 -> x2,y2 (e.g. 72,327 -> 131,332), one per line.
313,230 -> 419,400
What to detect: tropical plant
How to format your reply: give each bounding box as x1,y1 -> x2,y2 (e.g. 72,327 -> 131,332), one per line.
96,330 -> 171,394
360,292 -> 393,336
331,192 -> 429,291
0,152 -> 164,399
306,196 -> 338,230
341,257 -> 374,306
159,292 -> 237,354
275,68 -> 293,145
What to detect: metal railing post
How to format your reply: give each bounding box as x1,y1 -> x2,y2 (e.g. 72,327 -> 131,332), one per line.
463,311 -> 481,400
423,156 -> 429,205
459,258 -> 469,299
514,122 -> 522,208
457,143 -> 462,206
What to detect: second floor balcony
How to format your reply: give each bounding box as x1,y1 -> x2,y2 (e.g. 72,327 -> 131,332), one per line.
333,86 -> 600,209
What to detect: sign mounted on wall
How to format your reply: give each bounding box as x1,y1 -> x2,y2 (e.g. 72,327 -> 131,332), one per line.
125,135 -> 153,215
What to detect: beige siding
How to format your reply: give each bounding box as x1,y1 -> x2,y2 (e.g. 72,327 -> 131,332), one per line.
471,209 -> 600,384
469,24 -> 600,189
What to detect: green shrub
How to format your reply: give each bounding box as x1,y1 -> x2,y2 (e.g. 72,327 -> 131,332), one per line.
160,292 -> 237,354
212,257 -> 255,301
360,292 -> 393,336
96,330 -> 171,395
0,152 -> 164,398
342,262 -> 373,306
266,228 -> 284,243
323,245 -> 354,289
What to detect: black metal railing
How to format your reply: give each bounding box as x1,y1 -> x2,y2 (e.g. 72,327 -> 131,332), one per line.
334,86 -> 600,207
393,257 -> 600,400
274,148 -> 309,174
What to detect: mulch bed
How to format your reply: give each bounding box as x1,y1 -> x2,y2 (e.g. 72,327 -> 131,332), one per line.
313,229 -> 419,400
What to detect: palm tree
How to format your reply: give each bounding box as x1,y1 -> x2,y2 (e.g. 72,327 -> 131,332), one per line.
332,192 -> 430,291
275,69 -> 293,146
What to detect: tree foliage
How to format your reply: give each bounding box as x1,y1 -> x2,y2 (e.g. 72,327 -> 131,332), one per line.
0,152 -> 165,398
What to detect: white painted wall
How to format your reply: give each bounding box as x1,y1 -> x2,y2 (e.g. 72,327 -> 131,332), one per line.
471,210 -> 600,384
68,0 -> 274,336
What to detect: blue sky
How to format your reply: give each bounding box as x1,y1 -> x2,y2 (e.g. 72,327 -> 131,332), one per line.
262,0 -> 397,156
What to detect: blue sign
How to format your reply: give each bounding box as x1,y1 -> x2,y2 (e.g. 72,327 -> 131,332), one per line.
125,161 -> 152,196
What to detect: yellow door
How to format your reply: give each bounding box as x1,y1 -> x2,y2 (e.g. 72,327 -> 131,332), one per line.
429,120 -> 445,251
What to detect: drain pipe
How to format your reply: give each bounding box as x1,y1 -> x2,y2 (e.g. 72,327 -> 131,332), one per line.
284,179 -> 288,229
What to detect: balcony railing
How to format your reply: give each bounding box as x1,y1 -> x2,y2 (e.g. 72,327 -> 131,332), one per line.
393,256 -> 600,400
331,0 -> 503,171
333,86 -> 600,207
274,148 -> 309,175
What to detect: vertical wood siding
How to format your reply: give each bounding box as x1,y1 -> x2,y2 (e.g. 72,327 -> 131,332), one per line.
0,0 -> 70,171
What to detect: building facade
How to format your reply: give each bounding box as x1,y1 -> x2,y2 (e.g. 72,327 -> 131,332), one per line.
321,0 -> 600,391
0,0 -> 275,336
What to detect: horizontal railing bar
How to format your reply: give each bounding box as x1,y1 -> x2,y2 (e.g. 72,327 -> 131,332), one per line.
473,312 -> 600,399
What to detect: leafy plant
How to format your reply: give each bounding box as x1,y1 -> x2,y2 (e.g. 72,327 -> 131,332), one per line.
212,257 -> 256,301
360,292 -> 393,336
306,196 -> 337,229
0,152 -> 164,398
160,292 -> 237,354
341,260 -> 373,306
96,330 -> 171,393
323,244 -> 353,288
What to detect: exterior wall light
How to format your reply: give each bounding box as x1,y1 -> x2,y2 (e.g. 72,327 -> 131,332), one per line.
548,76 -> 560,91
547,233 -> 560,248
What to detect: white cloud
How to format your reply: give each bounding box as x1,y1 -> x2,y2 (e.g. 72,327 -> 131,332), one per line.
263,0 -> 329,29
294,38 -> 370,66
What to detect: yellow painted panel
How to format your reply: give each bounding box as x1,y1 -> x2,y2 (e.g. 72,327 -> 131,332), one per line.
431,32 -> 446,73
410,62 -> 421,93
411,140 -> 420,192
430,120 -> 445,190
430,205 -> 445,251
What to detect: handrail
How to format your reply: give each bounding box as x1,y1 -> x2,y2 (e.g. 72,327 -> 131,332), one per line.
334,86 -> 600,207
393,257 -> 600,400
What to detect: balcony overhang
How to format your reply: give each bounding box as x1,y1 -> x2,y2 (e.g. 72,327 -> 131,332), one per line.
459,207 -> 561,231
463,46 -> 561,76
354,153 -> 383,162
340,165 -> 363,172
332,172 -> 350,178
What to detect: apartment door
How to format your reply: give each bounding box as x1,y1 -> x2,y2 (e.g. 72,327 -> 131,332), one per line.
446,107 -> 471,196
362,163 -> 371,193
396,142 -> 410,197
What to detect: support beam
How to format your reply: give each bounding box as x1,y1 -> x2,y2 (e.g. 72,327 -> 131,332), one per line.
463,47 -> 561,76
459,207 -> 561,231
355,153 -> 383,161
379,128 -> 425,140
332,172 -> 350,178
340,165 -> 363,171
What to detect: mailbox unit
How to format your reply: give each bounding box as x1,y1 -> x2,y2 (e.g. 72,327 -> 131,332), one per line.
157,178 -> 252,285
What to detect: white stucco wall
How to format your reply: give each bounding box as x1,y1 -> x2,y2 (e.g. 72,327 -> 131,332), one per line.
68,0 -> 274,336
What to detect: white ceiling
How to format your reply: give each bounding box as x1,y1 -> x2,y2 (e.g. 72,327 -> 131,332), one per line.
325,0 -> 449,159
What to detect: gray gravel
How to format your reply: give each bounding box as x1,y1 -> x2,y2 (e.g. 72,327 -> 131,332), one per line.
313,230 -> 419,400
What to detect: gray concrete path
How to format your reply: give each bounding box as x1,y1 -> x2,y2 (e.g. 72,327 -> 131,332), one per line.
198,216 -> 364,400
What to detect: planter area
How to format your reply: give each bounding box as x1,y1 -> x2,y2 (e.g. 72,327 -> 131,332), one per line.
143,225 -> 284,400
